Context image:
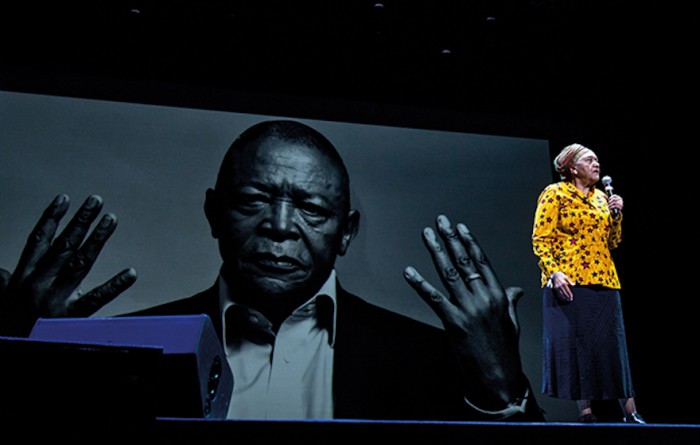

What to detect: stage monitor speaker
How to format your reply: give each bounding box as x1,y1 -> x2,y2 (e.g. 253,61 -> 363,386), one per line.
28,314 -> 232,419
0,334 -> 161,436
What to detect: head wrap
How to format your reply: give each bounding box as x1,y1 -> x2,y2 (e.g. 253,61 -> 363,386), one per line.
553,143 -> 592,180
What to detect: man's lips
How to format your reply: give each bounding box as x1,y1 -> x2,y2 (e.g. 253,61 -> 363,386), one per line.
248,252 -> 303,273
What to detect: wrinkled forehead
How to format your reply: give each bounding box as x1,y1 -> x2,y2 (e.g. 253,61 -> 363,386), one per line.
575,148 -> 597,163
238,137 -> 342,177
224,138 -> 348,203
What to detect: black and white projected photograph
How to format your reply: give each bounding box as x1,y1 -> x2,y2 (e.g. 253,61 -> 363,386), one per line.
0,88 -> 562,417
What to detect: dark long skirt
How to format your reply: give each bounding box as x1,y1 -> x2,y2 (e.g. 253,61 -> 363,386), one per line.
542,285 -> 635,400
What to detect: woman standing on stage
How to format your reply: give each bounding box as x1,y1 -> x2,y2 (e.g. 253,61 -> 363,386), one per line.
531,143 -> 645,424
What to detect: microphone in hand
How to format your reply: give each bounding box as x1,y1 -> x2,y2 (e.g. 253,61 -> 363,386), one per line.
601,175 -> 619,218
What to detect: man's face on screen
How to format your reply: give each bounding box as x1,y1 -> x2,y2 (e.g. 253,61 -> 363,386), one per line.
206,136 -> 355,304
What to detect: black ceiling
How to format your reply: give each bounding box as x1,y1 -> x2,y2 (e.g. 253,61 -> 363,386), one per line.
1,1 -> 667,132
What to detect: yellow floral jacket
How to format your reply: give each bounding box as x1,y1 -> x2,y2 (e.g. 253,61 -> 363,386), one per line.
532,181 -> 622,289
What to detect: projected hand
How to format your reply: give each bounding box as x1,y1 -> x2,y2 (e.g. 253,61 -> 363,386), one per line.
403,214 -> 527,413
0,194 -> 137,336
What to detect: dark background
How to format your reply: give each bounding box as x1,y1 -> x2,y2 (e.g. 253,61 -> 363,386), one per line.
1,1 -> 692,424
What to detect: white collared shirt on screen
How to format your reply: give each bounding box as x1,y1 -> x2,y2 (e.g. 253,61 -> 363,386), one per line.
220,271 -> 337,420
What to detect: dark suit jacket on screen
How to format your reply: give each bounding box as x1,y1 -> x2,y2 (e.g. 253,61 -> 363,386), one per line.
130,280 -> 543,422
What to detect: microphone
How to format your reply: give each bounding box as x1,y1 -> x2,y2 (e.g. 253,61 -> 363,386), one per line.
601,175 -> 618,217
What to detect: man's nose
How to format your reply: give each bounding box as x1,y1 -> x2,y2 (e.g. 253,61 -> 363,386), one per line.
266,200 -> 299,237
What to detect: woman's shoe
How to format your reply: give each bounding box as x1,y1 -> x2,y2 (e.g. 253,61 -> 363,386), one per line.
623,412 -> 646,424
578,413 -> 597,423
